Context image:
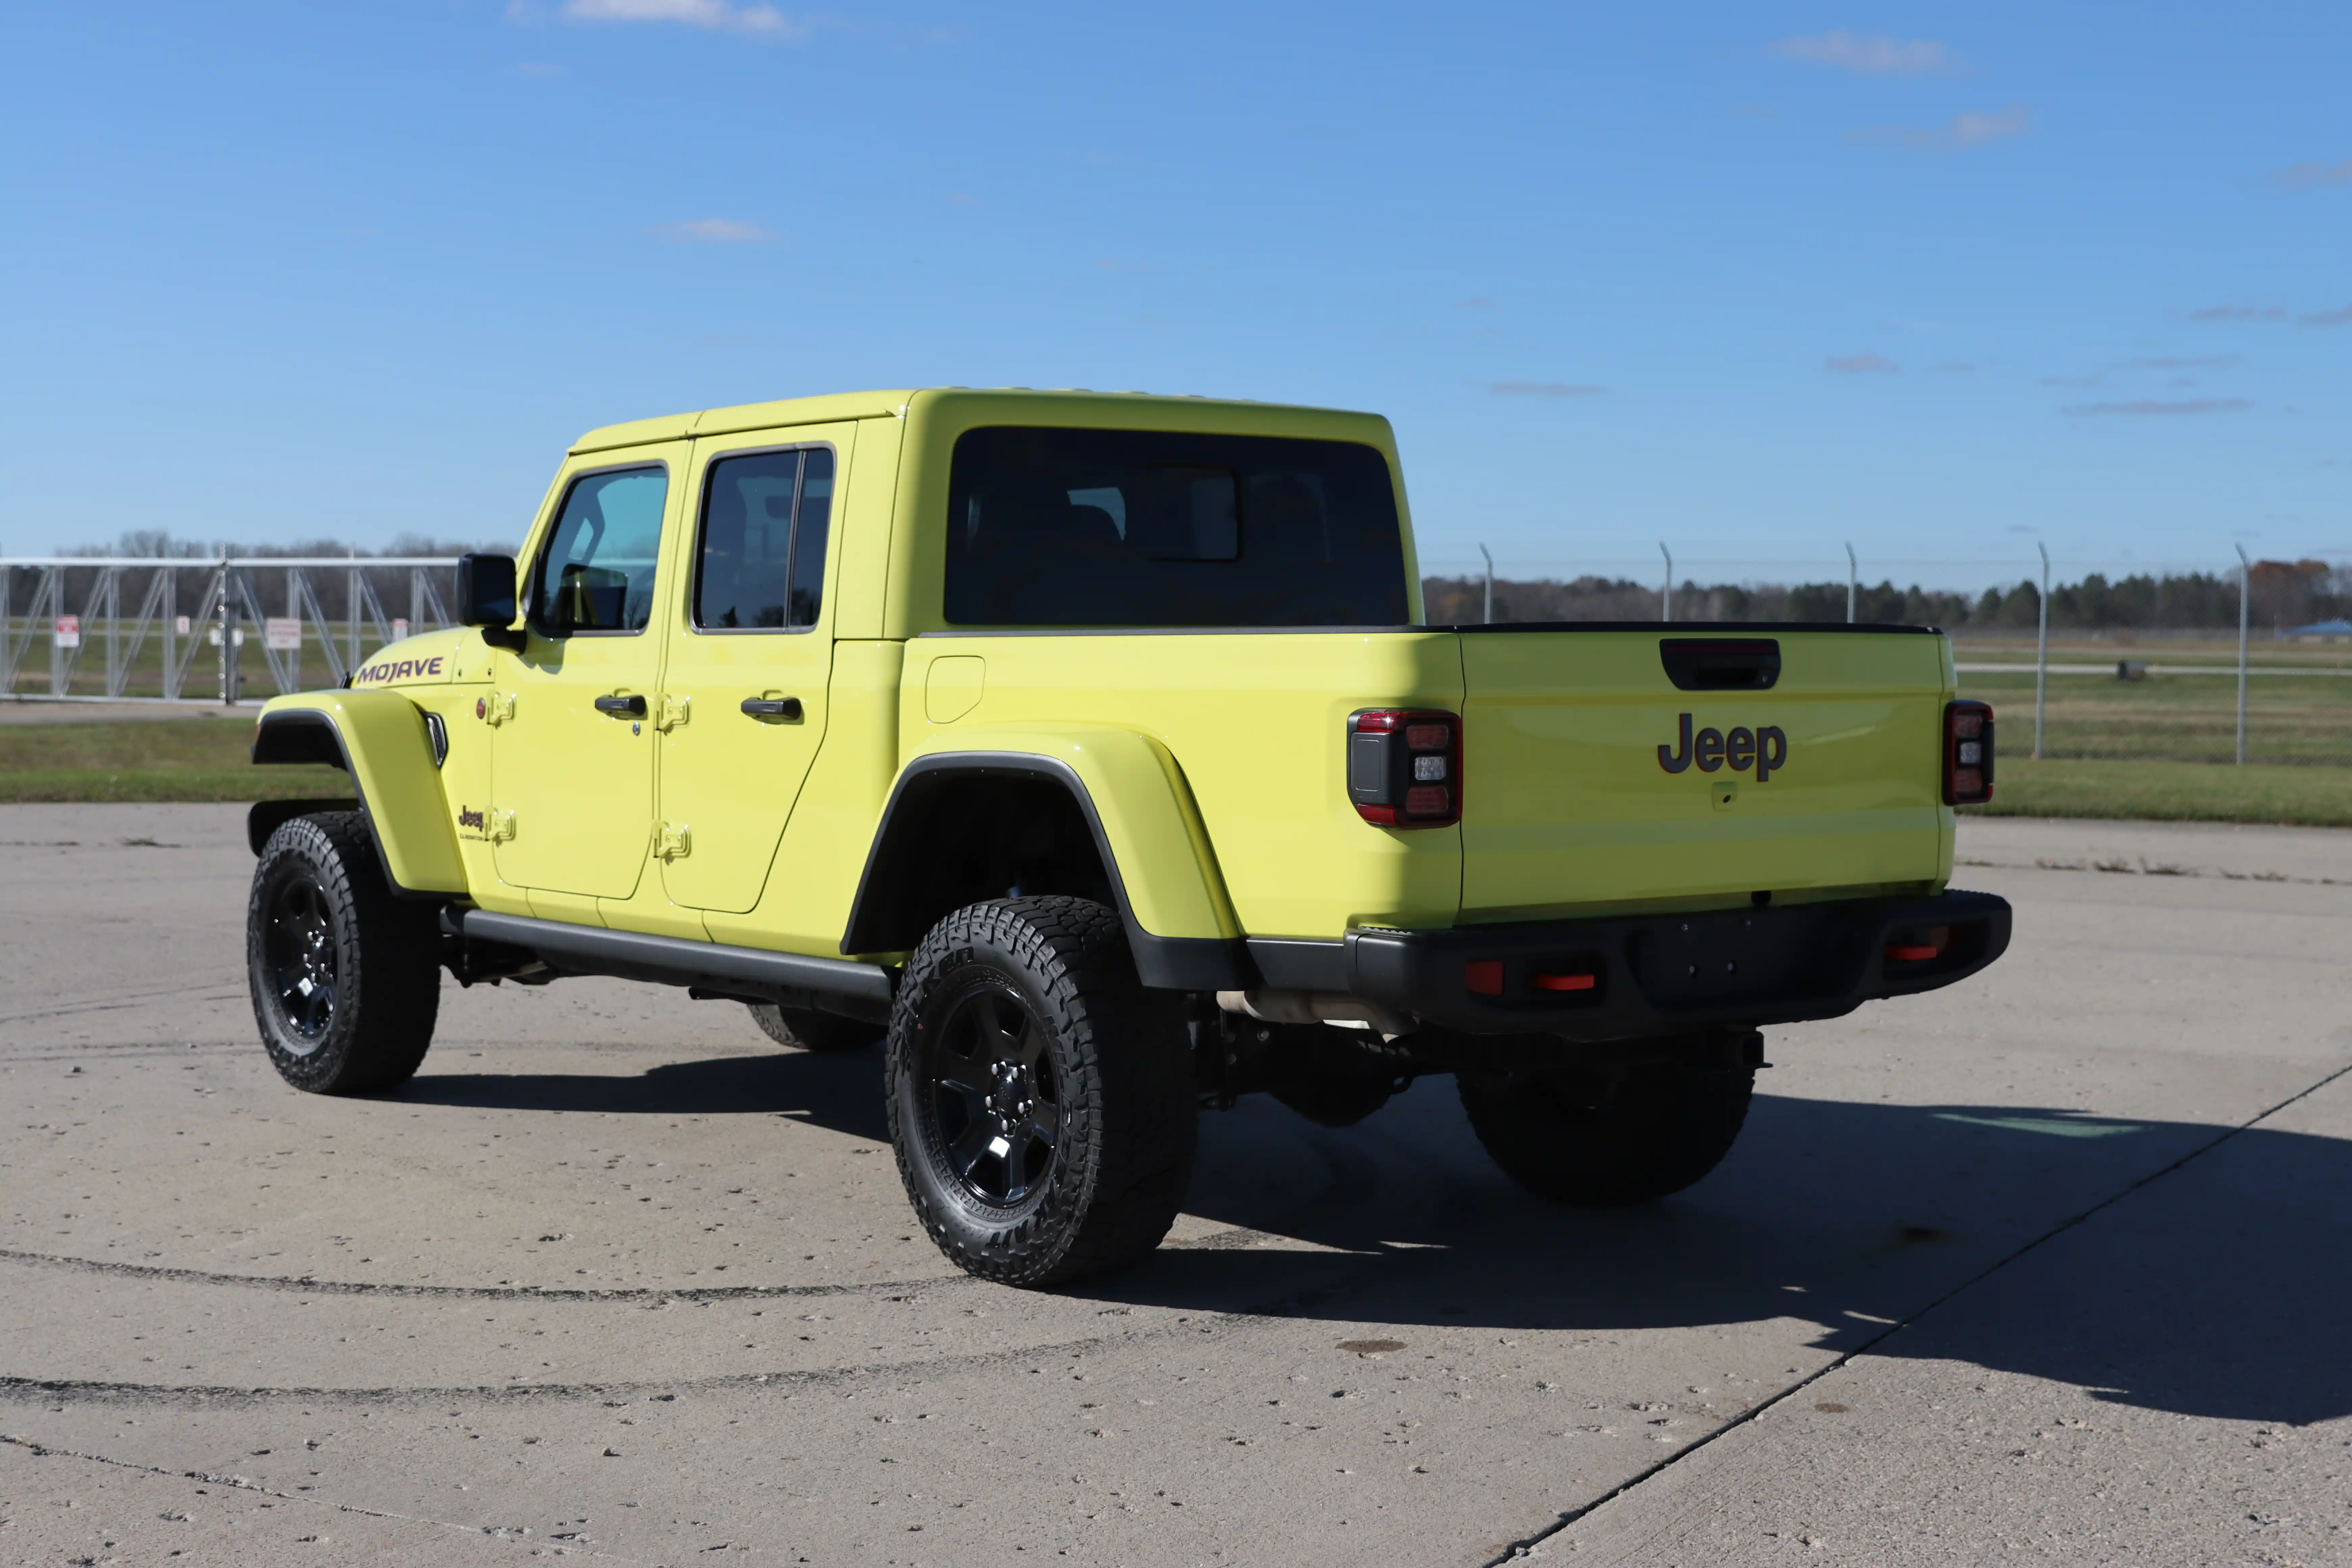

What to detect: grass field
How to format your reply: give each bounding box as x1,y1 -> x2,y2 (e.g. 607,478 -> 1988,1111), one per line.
0,719 -> 349,803
5,695 -> 2351,828
1954,637 -> 2352,768
1960,757 -> 2352,828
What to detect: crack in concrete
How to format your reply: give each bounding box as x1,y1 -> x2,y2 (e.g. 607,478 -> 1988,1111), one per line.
1478,1053 -> 2352,1566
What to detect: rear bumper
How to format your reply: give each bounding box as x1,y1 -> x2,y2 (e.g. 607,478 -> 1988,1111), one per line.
1253,889 -> 2010,1042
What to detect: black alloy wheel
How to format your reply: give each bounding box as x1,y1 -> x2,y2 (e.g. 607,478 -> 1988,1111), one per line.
922,983 -> 1063,1205
261,873 -> 340,1048
246,811 -> 441,1096
885,896 -> 1197,1286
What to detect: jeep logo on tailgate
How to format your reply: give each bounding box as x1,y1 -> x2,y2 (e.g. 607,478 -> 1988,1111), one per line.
1658,713 -> 1787,782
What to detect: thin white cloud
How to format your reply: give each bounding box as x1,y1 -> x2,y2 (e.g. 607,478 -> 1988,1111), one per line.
2189,304 -> 2285,321
1926,362 -> 1976,374
655,218 -> 778,243
563,0 -> 806,37
1846,106 -> 2032,152
1772,30 -> 1950,75
2063,398 -> 2253,417
2302,304 -> 2352,326
2271,158 -> 2352,189
1826,353 -> 1899,375
1490,382 -> 1604,398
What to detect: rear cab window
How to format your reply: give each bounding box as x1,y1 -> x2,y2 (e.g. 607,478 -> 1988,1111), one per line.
943,427 -> 1409,628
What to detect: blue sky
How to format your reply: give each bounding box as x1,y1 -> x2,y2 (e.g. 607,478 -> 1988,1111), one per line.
2,2 -> 2345,590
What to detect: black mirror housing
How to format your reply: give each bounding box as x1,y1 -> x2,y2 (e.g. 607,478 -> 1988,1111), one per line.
456,554 -> 517,626
456,554 -> 528,651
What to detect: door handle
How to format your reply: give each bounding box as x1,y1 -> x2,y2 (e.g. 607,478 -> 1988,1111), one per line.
740,696 -> 803,720
595,694 -> 647,718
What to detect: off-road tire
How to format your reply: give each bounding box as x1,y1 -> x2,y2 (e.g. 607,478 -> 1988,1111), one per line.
1459,1060 -> 1754,1206
746,1002 -> 880,1053
886,897 -> 1196,1286
246,811 -> 441,1095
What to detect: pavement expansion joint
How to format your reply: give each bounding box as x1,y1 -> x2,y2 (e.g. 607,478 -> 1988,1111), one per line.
1477,1050 -> 2352,1567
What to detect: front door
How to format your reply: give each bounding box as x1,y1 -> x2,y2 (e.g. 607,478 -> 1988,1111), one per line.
654,425 -> 850,912
491,446 -> 682,900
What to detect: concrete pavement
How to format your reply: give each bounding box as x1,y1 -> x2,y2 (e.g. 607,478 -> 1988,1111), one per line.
2,805 -> 2348,1565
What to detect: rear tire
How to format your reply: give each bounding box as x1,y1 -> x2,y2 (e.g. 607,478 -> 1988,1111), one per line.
246,812 -> 440,1095
886,896 -> 1196,1286
1459,1058 -> 1753,1206
747,1002 -> 879,1053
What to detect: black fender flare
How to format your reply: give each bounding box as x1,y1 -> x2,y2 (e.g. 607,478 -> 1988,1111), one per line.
840,751 -> 1247,991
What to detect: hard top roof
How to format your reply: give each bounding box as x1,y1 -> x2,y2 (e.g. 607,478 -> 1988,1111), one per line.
569,387 -> 1383,455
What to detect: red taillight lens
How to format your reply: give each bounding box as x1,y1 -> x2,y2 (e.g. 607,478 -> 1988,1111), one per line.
1348,708 -> 1464,828
1533,971 -> 1597,992
1463,959 -> 1504,996
1943,700 -> 1994,805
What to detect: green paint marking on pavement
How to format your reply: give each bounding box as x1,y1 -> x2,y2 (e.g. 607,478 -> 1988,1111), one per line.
1933,1112 -> 2146,1139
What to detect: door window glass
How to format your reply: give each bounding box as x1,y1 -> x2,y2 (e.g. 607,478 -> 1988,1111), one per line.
530,466 -> 667,635
693,446 -> 833,631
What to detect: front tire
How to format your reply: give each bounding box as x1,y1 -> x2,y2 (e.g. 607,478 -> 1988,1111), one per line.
886,897 -> 1196,1286
246,812 -> 440,1095
1460,1057 -> 1754,1206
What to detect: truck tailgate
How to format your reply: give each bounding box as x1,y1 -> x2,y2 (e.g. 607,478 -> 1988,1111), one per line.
1457,628 -> 1951,918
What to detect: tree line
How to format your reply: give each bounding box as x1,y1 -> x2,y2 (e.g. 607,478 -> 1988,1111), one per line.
1423,561 -> 2352,633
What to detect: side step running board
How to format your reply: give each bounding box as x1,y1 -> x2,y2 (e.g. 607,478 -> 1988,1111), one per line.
449,908 -> 897,1024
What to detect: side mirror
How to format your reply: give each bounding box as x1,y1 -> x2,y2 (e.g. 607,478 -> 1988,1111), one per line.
456,554 -> 528,652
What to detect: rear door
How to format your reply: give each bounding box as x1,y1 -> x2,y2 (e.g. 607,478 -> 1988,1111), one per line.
492,447 -> 682,899
654,425 -> 851,913
1457,628 -> 1950,918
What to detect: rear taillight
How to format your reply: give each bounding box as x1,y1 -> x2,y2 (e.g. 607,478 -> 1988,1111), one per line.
1348,708 -> 1463,828
1944,700 -> 1994,805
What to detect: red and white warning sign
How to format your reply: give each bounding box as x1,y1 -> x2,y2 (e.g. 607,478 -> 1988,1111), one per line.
52,615 -> 79,649
263,616 -> 303,652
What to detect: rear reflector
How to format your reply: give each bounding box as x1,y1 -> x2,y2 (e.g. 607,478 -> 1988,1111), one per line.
1463,960 -> 1504,996
1533,972 -> 1597,992
1885,926 -> 1952,964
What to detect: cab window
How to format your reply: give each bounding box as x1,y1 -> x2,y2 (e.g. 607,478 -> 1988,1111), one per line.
942,427 -> 1406,627
692,446 -> 833,631
529,466 -> 667,636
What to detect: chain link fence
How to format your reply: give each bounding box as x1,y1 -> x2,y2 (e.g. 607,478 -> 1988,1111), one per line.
1422,550 -> 2352,769
2,557 -> 462,704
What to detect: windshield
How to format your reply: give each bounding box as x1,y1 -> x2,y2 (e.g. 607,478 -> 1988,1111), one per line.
943,426 -> 1409,628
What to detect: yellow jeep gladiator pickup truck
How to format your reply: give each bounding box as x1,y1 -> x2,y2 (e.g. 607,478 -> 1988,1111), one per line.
247,388 -> 2008,1285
